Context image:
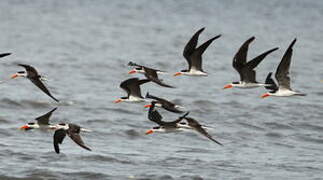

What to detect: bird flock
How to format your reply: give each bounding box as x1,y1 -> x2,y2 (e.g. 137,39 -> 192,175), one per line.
1,27 -> 305,154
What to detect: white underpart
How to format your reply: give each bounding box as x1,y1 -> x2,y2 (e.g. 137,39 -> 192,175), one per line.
179,68 -> 207,76
124,96 -> 146,102
269,88 -> 298,97
232,82 -> 268,89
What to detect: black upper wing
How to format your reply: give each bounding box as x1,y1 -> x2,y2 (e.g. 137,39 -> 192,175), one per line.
67,124 -> 91,151
183,27 -> 205,70
120,78 -> 150,98
233,37 -> 255,81
185,117 -> 223,145
190,34 -> 221,71
0,53 -> 11,58
146,93 -> 183,113
275,38 -> 296,90
29,78 -> 59,102
35,107 -> 57,125
148,101 -> 164,125
53,129 -> 67,154
265,72 -> 278,92
241,47 -> 279,83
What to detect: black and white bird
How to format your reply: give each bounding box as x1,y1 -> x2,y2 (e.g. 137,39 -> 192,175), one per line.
11,64 -> 59,102
53,123 -> 92,154
145,102 -> 222,145
128,61 -> 174,88
224,36 -> 278,89
20,107 -> 58,130
144,92 -> 184,113
261,38 -> 306,98
174,27 -> 221,76
145,101 -> 190,134
0,53 -> 11,59
114,78 -> 150,103
128,61 -> 165,75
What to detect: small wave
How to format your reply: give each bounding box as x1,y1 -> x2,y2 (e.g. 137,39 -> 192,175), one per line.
80,154 -> 134,164
263,122 -> 294,130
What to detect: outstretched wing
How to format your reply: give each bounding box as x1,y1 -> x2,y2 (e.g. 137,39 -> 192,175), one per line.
0,53 -> 11,58
265,72 -> 278,92
275,38 -> 296,90
35,107 -> 58,125
68,124 -> 91,151
233,37 -> 255,81
190,34 -> 221,71
241,47 -> 278,83
53,129 -> 67,154
183,27 -> 205,69
29,78 -> 59,102
185,117 -> 223,146
148,101 -> 164,125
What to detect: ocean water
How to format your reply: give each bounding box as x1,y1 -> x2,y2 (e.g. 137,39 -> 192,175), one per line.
0,0 -> 322,179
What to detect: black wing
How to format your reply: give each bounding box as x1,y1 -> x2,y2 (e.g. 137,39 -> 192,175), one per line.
241,47 -> 279,83
35,107 -> 57,125
144,67 -> 174,88
67,124 -> 91,151
146,93 -> 183,113
18,64 -> 59,102
53,129 -> 67,154
190,34 -> 221,71
120,78 -> 150,98
185,117 -> 223,146
275,38 -> 296,90
265,72 -> 278,92
148,101 -> 164,125
0,53 -> 11,58
183,27 -> 205,69
233,37 -> 255,81
29,78 -> 59,102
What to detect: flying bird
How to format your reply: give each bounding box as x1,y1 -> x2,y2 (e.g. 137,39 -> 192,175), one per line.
128,61 -> 174,88
223,36 -> 278,89
11,64 -> 59,102
261,38 -> 306,98
128,61 -> 165,75
145,101 -> 190,134
53,123 -> 92,154
174,27 -> 221,76
114,78 -> 150,103
145,102 -> 222,145
144,92 -> 184,113
20,107 -> 58,130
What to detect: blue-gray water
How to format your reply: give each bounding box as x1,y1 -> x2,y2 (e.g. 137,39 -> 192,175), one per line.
0,0 -> 322,179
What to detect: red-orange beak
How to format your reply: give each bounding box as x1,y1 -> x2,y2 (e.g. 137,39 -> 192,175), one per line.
128,70 -> 136,74
145,129 -> 154,135
223,84 -> 233,89
173,72 -> 182,76
261,93 -> 270,98
11,74 -> 18,79
113,99 -> 122,103
144,104 -> 152,108
20,125 -> 29,130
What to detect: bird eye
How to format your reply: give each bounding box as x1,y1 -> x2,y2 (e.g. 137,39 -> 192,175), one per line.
28,122 -> 35,125
135,67 -> 142,70
153,126 -> 160,129
59,123 -> 66,126
18,71 -> 25,74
